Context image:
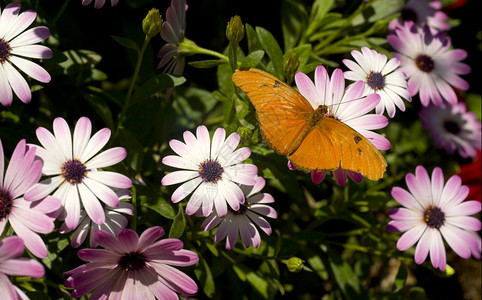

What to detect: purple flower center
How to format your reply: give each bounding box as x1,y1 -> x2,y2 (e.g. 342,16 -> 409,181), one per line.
199,159 -> 224,183
118,252 -> 146,271
415,54 -> 435,73
61,159 -> 87,185
0,189 -> 13,220
366,71 -> 386,91
401,8 -> 418,23
424,206 -> 445,229
0,39 -> 12,64
443,120 -> 461,135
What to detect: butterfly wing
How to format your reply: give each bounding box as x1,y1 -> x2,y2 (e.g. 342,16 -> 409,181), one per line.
232,68 -> 314,155
289,117 -> 387,180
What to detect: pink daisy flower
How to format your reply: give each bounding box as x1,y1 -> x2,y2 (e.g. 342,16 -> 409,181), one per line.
387,166 -> 481,271
81,0 -> 119,9
60,190 -> 134,248
201,176 -> 277,250
64,226 -> 199,299
158,0 -> 188,76
0,139 -> 61,258
343,47 -> 411,118
388,0 -> 450,33
161,125 -> 257,217
24,117 -> 132,231
291,65 -> 390,185
0,2 -> 52,106
388,21 -> 470,107
0,236 -> 45,299
419,102 -> 481,158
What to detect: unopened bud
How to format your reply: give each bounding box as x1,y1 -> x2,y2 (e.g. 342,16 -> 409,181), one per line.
237,127 -> 253,145
283,51 -> 299,80
142,8 -> 163,38
226,15 -> 245,45
284,257 -> 304,273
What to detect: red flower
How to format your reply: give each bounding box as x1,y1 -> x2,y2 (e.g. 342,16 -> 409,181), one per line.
459,150 -> 481,201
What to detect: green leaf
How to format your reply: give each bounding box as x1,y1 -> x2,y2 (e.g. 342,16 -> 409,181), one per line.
188,59 -> 227,69
240,50 -> 265,68
233,263 -> 269,298
392,263 -> 407,293
307,0 -> 335,35
245,23 -> 263,54
194,256 -> 215,298
139,194 -> 176,220
111,35 -> 140,53
256,26 -> 284,79
281,0 -> 308,50
130,73 -> 186,106
169,205 -> 186,238
84,93 -> 115,130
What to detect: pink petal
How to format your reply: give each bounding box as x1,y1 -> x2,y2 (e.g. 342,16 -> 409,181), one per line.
0,257 -> 44,278
73,117 -> 92,158
429,229 -> 446,271
79,128 -> 111,163
9,26 -> 50,47
137,226 -> 165,250
10,45 -> 52,59
85,147 -> 126,169
83,177 -> 119,208
78,183 -> 105,225
0,236 -> 24,260
9,55 -> 50,83
2,61 -> 31,103
87,171 -> 132,189
396,223 -> 426,251
117,229 -> 140,253
150,263 -> 198,296
0,66 -> 14,106
8,214 -> 48,258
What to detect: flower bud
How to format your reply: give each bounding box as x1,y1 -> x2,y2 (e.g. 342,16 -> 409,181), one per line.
283,51 -> 299,80
142,8 -> 163,39
226,15 -> 245,45
284,257 -> 304,273
237,127 -> 253,145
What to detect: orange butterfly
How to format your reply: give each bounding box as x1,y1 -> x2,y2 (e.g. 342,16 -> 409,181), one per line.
232,67 -> 387,181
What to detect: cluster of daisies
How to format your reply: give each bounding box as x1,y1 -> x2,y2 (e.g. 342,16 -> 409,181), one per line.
0,0 -> 480,299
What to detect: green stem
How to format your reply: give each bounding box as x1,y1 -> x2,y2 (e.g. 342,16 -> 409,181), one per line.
116,36 -> 151,132
51,0 -> 71,28
194,46 -> 229,62
130,185 -> 137,231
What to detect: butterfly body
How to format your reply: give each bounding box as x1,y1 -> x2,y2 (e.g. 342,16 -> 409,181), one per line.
232,67 -> 387,180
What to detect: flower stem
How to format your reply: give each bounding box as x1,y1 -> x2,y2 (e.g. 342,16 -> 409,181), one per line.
194,46 -> 229,62
51,0 -> 71,27
130,185 -> 137,231
116,36 -> 151,132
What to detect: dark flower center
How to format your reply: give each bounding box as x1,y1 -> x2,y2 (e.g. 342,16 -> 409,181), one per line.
199,159 -> 224,183
118,252 -> 146,271
0,189 -> 13,220
424,206 -> 445,229
415,54 -> 435,73
401,8 -> 418,23
366,71 -> 386,91
0,39 -> 12,64
443,120 -> 461,135
232,201 -> 250,215
61,159 -> 87,185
